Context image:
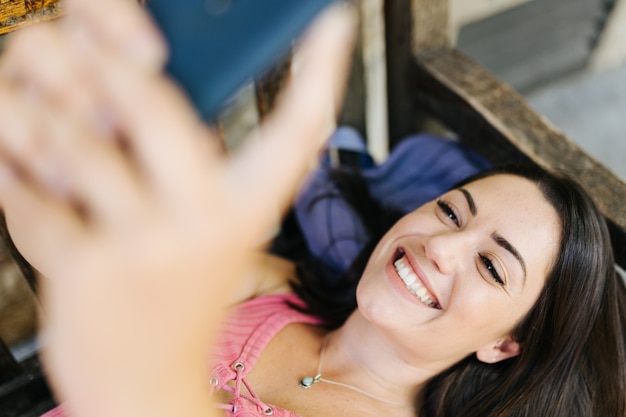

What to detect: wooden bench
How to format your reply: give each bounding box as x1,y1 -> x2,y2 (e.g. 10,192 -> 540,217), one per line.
0,0 -> 624,415
0,0 -> 61,36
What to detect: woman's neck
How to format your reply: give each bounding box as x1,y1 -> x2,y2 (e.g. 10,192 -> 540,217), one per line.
321,310 -> 445,409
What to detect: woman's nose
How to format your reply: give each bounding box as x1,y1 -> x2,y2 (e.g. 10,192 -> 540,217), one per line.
423,231 -> 467,276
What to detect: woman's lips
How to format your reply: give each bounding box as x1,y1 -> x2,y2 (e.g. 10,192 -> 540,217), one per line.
391,248 -> 441,309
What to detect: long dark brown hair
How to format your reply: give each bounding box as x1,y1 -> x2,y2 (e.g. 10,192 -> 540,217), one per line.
286,165 -> 626,417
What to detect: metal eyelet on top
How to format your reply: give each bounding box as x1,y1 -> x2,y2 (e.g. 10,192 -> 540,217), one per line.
209,376 -> 219,386
263,406 -> 274,415
233,361 -> 245,371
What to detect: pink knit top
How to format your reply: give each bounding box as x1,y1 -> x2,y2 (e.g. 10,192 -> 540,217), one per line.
41,293 -> 322,417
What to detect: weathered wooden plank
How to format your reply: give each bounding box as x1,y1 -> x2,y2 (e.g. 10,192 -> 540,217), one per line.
385,0 -> 419,144
411,0 -> 450,52
337,36 -> 367,143
359,0 -> 388,162
411,47 -> 626,267
385,0 -> 452,145
0,0 -> 61,35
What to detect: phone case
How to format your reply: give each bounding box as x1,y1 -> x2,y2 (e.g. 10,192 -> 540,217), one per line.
147,0 -> 337,121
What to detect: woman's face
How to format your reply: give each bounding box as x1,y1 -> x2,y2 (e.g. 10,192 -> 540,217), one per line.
355,174 -> 561,367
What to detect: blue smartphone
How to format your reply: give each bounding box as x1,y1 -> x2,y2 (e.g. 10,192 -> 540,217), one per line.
146,0 -> 337,121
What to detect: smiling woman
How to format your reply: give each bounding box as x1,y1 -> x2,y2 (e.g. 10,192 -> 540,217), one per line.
290,165 -> 625,417
0,0 -> 623,416
419,167 -> 626,417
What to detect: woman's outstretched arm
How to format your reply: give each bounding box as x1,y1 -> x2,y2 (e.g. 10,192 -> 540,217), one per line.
0,0 -> 356,416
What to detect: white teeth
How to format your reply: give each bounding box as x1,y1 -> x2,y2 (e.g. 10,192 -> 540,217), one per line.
393,257 -> 437,308
399,269 -> 416,286
397,266 -> 410,278
416,286 -> 428,298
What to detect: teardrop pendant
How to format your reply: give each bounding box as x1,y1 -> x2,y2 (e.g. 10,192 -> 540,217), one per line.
299,374 -> 320,389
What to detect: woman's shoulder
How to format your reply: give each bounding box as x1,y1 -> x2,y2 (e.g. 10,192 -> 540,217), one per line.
227,252 -> 297,305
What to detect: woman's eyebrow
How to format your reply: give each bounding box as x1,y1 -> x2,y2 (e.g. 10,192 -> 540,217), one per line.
492,232 -> 528,284
459,188 -> 477,216
458,187 -> 527,284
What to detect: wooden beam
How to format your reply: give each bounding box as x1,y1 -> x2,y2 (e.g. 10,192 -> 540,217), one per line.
359,0 -> 388,162
411,47 -> 626,267
0,0 -> 61,36
385,0 -> 419,144
385,0 -> 451,145
411,0 -> 450,53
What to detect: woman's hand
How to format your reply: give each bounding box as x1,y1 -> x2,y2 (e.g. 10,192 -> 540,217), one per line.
0,0 -> 355,416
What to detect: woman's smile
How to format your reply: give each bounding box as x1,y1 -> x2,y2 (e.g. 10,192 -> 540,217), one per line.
389,247 -> 441,309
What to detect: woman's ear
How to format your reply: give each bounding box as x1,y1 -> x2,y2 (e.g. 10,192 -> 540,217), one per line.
476,337 -> 521,364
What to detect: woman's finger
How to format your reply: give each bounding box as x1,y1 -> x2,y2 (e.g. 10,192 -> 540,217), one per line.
63,0 -> 166,72
80,39 -> 223,202
0,48 -> 147,223
0,80 -> 68,198
227,4 -> 357,241
33,102 -> 149,228
0,22 -> 101,135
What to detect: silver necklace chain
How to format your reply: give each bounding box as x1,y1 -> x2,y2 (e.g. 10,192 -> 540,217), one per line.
298,334 -> 411,409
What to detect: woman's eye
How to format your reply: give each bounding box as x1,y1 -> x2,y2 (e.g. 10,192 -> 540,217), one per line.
480,254 -> 505,286
437,200 -> 460,227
